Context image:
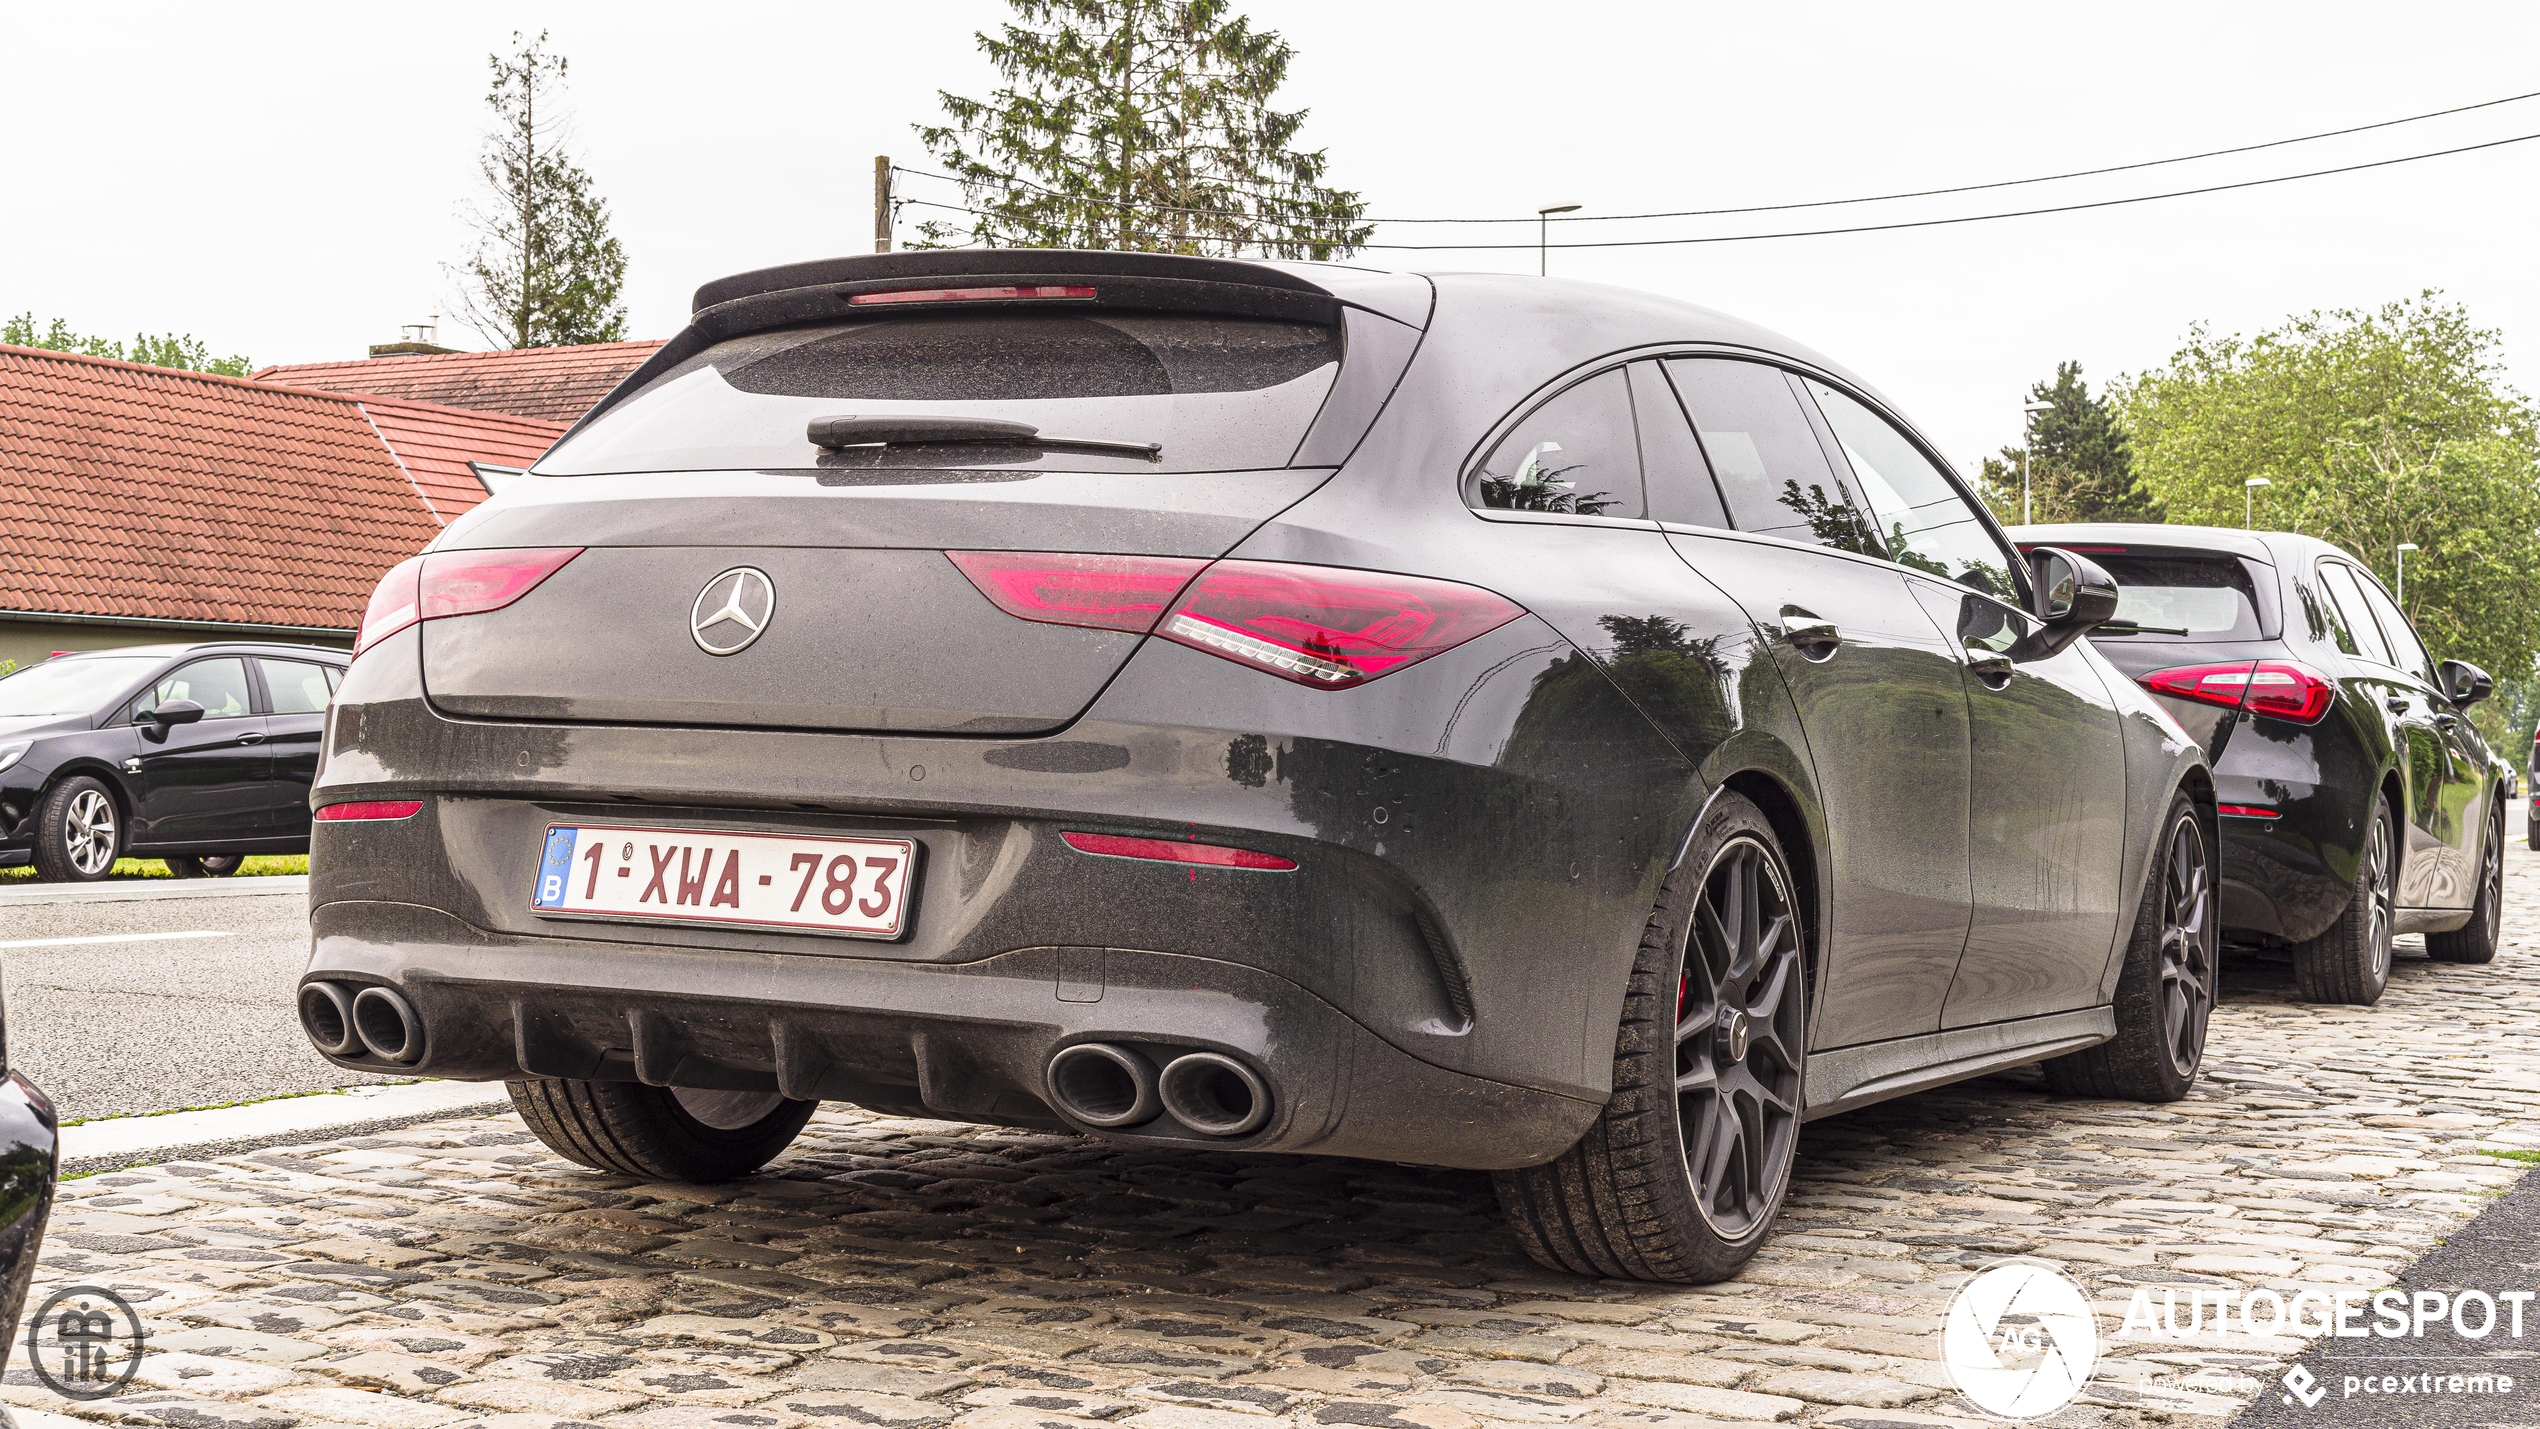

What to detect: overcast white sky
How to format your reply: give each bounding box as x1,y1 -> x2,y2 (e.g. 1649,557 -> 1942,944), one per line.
12,2 -> 2539,474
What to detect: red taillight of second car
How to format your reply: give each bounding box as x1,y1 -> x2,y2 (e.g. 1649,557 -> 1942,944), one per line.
1158,560 -> 1525,688
352,548 -> 583,662
2140,659 -> 2335,725
946,551 -> 1206,633
315,800 -> 424,822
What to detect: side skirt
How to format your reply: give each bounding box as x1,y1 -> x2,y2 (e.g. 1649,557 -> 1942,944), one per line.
1802,1006 -> 2117,1122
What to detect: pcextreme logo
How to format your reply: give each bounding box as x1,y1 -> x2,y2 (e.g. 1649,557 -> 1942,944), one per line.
1942,1261 -> 2100,1420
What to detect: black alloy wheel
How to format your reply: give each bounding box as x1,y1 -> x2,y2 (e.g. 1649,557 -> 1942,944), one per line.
1493,791 -> 1809,1283
2429,811 -> 2505,964
2294,797 -> 2395,1004
2043,792 -> 2214,1102
1675,834 -> 1807,1240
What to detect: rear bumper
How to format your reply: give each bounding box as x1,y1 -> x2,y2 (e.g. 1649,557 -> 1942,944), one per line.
2213,773 -> 2353,945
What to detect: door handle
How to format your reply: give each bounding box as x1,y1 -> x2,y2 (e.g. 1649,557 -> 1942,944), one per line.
1967,653 -> 2014,688
1779,615 -> 1842,658
2385,695 -> 2410,715
236,733 -> 266,745
2434,712 -> 2459,729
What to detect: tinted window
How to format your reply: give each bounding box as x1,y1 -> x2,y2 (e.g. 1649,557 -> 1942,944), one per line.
1666,359 -> 1876,555
2350,568 -> 2434,680
1805,381 -> 2015,601
1631,362 -> 1727,528
2296,569 -> 2360,655
1467,368 -> 1644,519
0,656 -> 157,718
2317,563 -> 2393,667
261,659 -> 335,715
2087,551 -> 2264,641
137,658 -> 252,720
541,312 -> 1343,476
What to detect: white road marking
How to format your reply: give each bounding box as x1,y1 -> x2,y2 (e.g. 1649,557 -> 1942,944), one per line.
0,930 -> 231,949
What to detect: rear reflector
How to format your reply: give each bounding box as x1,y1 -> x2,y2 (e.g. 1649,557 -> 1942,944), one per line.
850,285 -> 1097,306
316,800 -> 424,822
947,551 -> 1206,633
1159,560 -> 1524,688
2218,804 -> 2281,820
1061,830 -> 1296,871
353,548 -> 582,662
2140,659 -> 2334,725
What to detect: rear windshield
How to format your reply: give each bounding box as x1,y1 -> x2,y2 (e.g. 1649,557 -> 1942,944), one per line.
0,656 -> 157,718
2089,551 -> 2265,641
538,311 -> 1343,476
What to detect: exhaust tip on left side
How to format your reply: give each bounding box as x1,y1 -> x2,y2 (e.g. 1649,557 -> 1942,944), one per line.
298,982 -> 360,1057
351,986 -> 424,1065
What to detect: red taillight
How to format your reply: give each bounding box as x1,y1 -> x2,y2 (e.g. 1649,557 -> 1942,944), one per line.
315,800 -> 423,822
1061,830 -> 1296,871
2218,804 -> 2281,820
849,285 -> 1097,306
947,551 -> 1206,633
351,548 -> 581,664
1158,560 -> 1524,688
2139,659 -> 2334,725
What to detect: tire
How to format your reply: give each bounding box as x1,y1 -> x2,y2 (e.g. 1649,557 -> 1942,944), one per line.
1492,792 -> 1808,1284
2525,811 -> 2536,853
32,777 -> 122,883
2292,794 -> 2397,1004
2428,811 -> 2504,964
507,1079 -> 814,1182
2042,793 -> 2215,1102
165,854 -> 246,879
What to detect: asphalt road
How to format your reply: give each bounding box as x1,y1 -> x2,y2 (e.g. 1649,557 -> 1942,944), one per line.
0,880 -> 392,1120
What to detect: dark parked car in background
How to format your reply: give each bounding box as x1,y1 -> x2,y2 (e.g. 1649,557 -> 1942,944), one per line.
0,978 -> 54,1355
303,249 -> 2214,1283
2013,524 -> 2511,1003
0,643 -> 348,881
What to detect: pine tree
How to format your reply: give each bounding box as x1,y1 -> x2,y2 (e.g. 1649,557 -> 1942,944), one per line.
450,32 -> 628,349
915,0 -> 1371,260
1978,361 -> 2163,524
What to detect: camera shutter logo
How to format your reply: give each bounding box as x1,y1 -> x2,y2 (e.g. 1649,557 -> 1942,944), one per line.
691,567 -> 776,656
1942,1261 -> 2099,1420
25,1284 -> 144,1400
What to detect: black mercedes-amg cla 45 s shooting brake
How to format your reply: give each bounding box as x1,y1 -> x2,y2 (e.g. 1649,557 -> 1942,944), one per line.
2012,524 -> 2513,1006
302,250 -> 2214,1282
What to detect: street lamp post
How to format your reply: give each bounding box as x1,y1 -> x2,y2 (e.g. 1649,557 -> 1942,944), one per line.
2397,542 -> 2419,604
2020,400 -> 2052,524
1536,203 -> 1581,277
2244,476 -> 2271,529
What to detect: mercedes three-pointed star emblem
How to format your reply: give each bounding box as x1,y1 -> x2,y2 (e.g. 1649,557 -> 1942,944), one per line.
690,567 -> 776,655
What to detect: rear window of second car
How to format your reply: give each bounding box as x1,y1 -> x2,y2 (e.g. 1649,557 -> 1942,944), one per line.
2090,550 -> 2266,641
537,311 -> 1344,476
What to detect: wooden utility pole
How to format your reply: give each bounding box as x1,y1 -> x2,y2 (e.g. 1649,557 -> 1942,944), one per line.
874,157 -> 893,253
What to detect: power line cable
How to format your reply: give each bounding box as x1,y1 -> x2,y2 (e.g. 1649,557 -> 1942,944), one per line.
893,88 -> 2540,227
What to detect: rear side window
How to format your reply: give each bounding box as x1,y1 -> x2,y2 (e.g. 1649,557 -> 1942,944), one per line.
1804,381 -> 2016,602
1467,368 -> 1644,519
540,312 -> 1343,476
1666,358 -> 1877,556
261,658 -> 335,715
2316,563 -> 2393,667
2089,551 -> 2265,641
1631,361 -> 1727,528
2350,567 -> 2434,679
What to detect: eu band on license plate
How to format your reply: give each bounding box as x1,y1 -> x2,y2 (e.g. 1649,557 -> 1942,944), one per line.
531,824 -> 917,939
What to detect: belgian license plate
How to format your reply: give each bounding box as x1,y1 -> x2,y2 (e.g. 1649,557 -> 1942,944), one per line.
531,824 -> 917,940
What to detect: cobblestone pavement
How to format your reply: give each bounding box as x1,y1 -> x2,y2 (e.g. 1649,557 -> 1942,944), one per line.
12,846 -> 2540,1429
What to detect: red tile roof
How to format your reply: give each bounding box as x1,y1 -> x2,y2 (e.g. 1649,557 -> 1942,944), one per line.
255,340 -> 664,423
0,345 -> 564,632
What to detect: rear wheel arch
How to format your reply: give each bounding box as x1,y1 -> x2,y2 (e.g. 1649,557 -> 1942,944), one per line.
39,759 -> 133,826
1714,768 -> 1824,1011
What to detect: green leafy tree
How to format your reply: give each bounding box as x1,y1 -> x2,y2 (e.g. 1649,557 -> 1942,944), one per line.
2116,293 -> 2540,729
4,314 -> 251,376
1977,362 -> 2160,524
450,31 -> 628,349
916,0 -> 1371,259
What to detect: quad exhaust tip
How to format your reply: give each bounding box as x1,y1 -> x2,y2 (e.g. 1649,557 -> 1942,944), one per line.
1158,1051 -> 1271,1137
350,985 -> 424,1065
297,982 -> 360,1058
1046,1043 -> 1159,1127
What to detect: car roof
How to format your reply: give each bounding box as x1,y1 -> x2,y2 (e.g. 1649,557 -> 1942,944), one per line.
2004,522 -> 2365,569
43,641 -> 348,664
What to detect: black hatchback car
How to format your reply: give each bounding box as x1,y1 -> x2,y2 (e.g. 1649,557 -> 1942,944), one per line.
303,250 -> 2214,1282
0,642 -> 349,880
2013,524 -> 2512,1003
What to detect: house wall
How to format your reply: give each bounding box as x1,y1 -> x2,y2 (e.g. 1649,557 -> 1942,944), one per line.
0,618 -> 350,674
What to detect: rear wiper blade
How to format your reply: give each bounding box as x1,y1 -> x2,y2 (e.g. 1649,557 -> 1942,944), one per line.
2091,619 -> 2191,636
808,415 -> 1161,461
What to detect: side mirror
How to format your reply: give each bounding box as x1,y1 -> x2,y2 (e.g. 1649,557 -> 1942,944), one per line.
2439,659 -> 2494,707
2013,547 -> 2121,659
143,699 -> 205,742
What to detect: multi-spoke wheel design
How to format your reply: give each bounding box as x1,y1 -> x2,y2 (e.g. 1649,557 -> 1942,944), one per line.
2430,811 -> 2505,964
2295,797 -> 2397,1004
63,789 -> 116,876
1675,834 -> 1805,1240
2155,812 -> 2214,1077
2360,806 -> 2394,986
34,776 -> 123,883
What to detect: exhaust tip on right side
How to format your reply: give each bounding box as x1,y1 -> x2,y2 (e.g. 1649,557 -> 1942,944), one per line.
351,986 -> 424,1065
1158,1052 -> 1271,1137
